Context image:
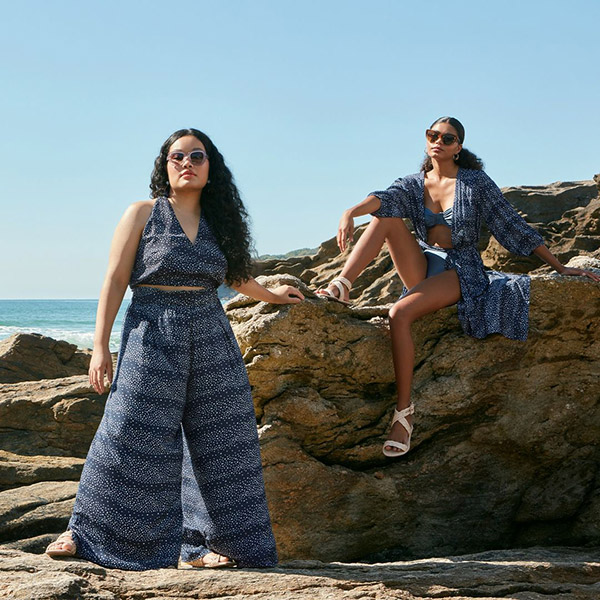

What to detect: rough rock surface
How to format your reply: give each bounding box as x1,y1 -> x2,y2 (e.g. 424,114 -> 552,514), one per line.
0,376 -> 107,458
0,334 -> 92,384
1,546 -> 599,599
2,266 -> 598,565
225,267 -> 600,562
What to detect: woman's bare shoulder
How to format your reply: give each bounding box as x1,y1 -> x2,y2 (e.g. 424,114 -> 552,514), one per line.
115,199 -> 157,232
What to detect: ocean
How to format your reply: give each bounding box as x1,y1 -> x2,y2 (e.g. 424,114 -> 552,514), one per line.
0,288 -> 235,352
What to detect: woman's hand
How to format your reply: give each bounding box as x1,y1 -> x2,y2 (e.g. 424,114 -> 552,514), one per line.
268,285 -> 305,304
558,266 -> 600,282
89,345 -> 113,394
337,210 -> 354,253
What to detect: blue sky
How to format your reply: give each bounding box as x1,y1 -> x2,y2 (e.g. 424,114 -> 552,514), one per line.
1,0 -> 598,298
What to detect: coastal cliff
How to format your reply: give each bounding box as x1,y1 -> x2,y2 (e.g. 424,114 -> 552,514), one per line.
0,176 -> 599,598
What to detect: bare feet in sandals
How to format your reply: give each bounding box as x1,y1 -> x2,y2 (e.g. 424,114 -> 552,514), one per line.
383,404 -> 414,457
182,552 -> 235,568
45,531 -> 76,557
315,276 -> 352,305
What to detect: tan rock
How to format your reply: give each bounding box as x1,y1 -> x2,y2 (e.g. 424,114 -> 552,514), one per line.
223,272 -> 600,561
0,481 -> 78,547
0,333 -> 92,383
0,376 -> 107,457
0,546 -> 599,599
0,451 -> 84,491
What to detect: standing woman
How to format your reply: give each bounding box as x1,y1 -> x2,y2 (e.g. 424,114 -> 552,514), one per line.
45,128 -> 304,569
316,116 -> 599,458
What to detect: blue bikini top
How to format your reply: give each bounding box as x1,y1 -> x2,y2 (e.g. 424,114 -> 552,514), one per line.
129,197 -> 228,289
424,205 -> 453,228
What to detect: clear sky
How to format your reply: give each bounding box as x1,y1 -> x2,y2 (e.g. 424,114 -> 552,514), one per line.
1,0 -> 598,298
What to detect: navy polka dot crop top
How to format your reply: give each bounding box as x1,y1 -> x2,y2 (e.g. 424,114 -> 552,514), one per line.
129,197 -> 228,289
424,205 -> 453,229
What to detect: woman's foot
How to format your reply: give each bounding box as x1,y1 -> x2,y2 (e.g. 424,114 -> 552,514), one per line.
315,276 -> 352,305
382,404 -> 414,457
182,552 -> 236,569
45,531 -> 76,557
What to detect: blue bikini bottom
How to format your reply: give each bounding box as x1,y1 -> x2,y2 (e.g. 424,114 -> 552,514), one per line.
423,245 -> 449,278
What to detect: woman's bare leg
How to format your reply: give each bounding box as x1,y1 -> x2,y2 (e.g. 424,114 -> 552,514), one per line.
321,217 -> 427,301
385,269 -> 462,452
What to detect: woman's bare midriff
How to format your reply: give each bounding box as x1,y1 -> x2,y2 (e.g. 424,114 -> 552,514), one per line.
426,224 -> 453,249
135,284 -> 205,291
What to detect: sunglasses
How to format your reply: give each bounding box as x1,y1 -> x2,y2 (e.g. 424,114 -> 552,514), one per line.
167,150 -> 209,166
425,129 -> 460,146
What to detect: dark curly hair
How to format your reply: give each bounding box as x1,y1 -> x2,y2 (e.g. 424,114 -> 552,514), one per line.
420,116 -> 484,172
150,128 -> 254,285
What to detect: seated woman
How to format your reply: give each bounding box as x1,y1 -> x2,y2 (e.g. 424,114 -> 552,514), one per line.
316,116 -> 599,458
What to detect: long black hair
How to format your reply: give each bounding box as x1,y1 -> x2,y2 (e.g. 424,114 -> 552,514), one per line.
150,128 -> 253,285
420,116 -> 484,172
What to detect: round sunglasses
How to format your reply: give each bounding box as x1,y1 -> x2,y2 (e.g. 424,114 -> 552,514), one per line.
167,150 -> 209,166
425,129 -> 460,146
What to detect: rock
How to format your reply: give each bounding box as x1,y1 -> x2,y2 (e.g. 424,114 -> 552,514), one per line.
223,271 -> 600,561
0,481 -> 78,547
0,451 -> 84,491
0,376 -> 107,458
483,196 -> 600,273
500,180 -> 597,224
0,334 -> 92,383
0,546 -> 599,599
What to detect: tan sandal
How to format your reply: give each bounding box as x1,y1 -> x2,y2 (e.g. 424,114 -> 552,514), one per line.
45,530 -> 77,557
181,552 -> 236,569
382,404 -> 414,457
315,276 -> 352,305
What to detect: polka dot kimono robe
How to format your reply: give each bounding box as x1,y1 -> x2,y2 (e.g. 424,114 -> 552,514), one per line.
370,168 -> 544,341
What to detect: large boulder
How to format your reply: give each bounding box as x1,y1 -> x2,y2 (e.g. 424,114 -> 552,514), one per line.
0,334 -> 92,383
0,376 -> 107,458
224,268 -> 600,561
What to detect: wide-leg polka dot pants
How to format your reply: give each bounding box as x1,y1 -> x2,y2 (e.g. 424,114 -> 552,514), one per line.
68,287 -> 278,570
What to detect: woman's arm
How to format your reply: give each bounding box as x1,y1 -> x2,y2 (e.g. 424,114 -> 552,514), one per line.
231,277 -> 304,304
533,245 -> 600,281
89,201 -> 153,394
338,195 -> 381,252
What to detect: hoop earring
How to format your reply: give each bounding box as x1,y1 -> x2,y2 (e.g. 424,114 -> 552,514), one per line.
453,153 -> 460,161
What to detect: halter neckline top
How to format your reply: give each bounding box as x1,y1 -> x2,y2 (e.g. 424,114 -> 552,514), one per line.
424,205 -> 453,228
129,197 -> 227,289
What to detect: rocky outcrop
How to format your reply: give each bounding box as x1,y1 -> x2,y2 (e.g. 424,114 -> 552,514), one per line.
0,334 -> 92,384
1,546 -> 599,599
225,267 -> 600,562
500,180 -> 597,224
0,376 -> 107,458
1,265 -> 599,565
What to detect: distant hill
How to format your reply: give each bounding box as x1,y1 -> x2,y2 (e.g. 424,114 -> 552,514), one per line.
257,247 -> 318,261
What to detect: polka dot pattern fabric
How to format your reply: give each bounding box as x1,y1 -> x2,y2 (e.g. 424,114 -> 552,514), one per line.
129,197 -> 228,289
370,168 -> 544,341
